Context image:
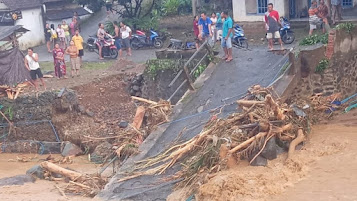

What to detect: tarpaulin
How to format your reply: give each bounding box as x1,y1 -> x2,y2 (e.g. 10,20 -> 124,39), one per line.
0,48 -> 31,86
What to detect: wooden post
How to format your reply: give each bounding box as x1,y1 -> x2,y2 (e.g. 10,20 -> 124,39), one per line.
192,0 -> 196,16
184,66 -> 195,90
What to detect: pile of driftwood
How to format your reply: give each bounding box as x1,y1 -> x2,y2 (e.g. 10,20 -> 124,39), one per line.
0,83 -> 29,99
118,85 -> 309,190
84,97 -> 172,164
40,161 -> 107,197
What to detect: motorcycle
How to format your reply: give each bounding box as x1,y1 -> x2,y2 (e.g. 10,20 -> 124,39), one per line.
279,17 -> 295,44
168,31 -> 196,50
267,17 -> 295,44
232,24 -> 248,49
87,34 -> 118,59
130,29 -> 164,50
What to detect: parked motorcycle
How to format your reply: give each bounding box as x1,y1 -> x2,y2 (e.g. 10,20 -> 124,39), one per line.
130,29 -> 164,50
232,24 -> 248,49
168,32 -> 196,50
279,17 -> 295,44
87,34 -> 118,59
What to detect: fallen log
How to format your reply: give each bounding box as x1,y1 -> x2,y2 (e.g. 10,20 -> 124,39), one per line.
287,128 -> 305,160
131,96 -> 158,105
41,161 -> 83,181
228,132 -> 268,154
265,95 -> 285,120
132,106 -> 146,130
237,100 -> 265,107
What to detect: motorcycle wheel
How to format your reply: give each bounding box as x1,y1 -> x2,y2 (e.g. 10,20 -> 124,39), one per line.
154,39 -> 164,49
239,39 -> 249,49
282,32 -> 295,44
131,38 -> 141,50
110,49 -> 119,59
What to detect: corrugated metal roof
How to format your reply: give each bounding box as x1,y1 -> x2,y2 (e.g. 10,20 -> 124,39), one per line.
45,7 -> 90,20
2,0 -> 42,10
0,25 -> 29,41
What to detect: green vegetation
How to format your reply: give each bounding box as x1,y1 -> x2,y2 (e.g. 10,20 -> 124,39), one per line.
336,22 -> 356,33
145,59 -> 182,80
39,61 -> 114,72
299,33 -> 328,46
193,64 -> 207,79
315,58 -> 329,73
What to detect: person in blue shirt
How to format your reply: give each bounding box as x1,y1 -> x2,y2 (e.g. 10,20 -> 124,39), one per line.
221,11 -> 233,62
198,12 -> 212,42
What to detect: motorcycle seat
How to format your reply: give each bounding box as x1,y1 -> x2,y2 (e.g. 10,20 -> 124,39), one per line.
170,39 -> 182,43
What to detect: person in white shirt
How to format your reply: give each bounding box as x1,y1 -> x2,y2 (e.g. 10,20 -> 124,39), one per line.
24,48 -> 46,91
119,22 -> 132,58
57,24 -> 66,49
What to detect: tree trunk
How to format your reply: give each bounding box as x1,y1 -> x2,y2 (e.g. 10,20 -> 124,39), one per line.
41,161 -> 83,181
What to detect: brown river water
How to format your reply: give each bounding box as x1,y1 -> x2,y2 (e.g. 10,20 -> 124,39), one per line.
1,111 -> 357,201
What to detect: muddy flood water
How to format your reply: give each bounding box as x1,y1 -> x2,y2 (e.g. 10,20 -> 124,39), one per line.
1,111 -> 357,201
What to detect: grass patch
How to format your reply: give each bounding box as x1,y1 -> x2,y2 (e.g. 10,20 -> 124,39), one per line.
315,58 -> 329,73
299,33 -> 328,46
39,61 -> 114,72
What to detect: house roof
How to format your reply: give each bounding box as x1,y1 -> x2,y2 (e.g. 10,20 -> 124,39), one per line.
45,7 -> 90,20
0,25 -> 29,41
2,0 -> 42,10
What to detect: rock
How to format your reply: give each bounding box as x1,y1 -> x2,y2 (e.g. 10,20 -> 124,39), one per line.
249,155 -> 267,166
86,109 -> 95,117
197,106 -> 204,113
261,137 -> 277,160
40,142 -> 61,154
132,85 -> 140,91
0,175 -> 36,187
129,89 -> 136,96
118,121 -> 128,128
78,105 -> 86,113
61,142 -> 82,157
26,165 -> 45,179
135,92 -> 142,97
90,141 -> 113,164
276,145 -> 286,155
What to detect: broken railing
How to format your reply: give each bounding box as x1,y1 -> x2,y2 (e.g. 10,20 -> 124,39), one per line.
167,40 -> 213,101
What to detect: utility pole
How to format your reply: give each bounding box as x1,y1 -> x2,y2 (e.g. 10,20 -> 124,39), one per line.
192,0 -> 196,16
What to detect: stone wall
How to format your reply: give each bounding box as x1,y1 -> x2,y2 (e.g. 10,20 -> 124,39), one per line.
287,27 -> 357,102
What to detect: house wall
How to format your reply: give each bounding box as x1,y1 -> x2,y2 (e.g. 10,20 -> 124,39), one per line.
46,14 -> 91,29
0,2 -> 7,10
15,8 -> 44,50
233,0 -> 287,22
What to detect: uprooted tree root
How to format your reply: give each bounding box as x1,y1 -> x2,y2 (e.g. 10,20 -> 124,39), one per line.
117,85 -> 311,194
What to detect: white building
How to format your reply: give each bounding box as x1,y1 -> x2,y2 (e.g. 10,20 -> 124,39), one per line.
0,0 -> 91,50
233,0 -> 357,22
0,0 -> 44,49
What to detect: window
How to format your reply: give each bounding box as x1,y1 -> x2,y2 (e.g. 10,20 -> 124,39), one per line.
342,0 -> 353,7
257,0 -> 268,14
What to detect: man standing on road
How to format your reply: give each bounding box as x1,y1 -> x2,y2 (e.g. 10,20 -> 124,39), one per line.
113,21 -> 121,55
265,3 -> 284,50
97,23 -> 107,60
119,22 -> 132,58
198,12 -> 212,43
221,11 -> 233,62
72,29 -> 84,66
45,24 -> 52,53
331,0 -> 342,25
24,48 -> 46,91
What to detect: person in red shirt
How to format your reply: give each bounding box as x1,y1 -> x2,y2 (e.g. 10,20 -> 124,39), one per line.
193,15 -> 200,49
264,3 -> 283,50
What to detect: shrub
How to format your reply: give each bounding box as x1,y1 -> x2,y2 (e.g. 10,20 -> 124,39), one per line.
315,58 -> 329,73
299,33 -> 328,46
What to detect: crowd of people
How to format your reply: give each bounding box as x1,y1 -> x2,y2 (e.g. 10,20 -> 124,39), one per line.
308,0 -> 342,35
193,11 -> 234,62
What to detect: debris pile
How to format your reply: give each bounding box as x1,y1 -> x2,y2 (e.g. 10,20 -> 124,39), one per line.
118,85 -> 314,193
0,82 -> 29,99
85,97 -> 172,164
39,161 -> 107,197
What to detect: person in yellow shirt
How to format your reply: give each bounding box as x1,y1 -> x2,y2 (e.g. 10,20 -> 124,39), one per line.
72,29 -> 84,67
61,20 -> 70,48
